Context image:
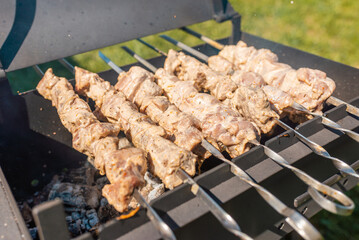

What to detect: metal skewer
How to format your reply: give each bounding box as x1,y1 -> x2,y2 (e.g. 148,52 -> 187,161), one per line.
58,58 -> 75,74
34,64 -> 177,240
33,65 -> 45,76
93,53 -> 252,239
137,38 -> 168,57
276,119 -> 359,179
326,96 -> 359,117
139,38 -> 359,178
136,39 -> 355,216
176,169 -> 252,240
159,34 -> 359,143
113,49 -> 324,240
159,35 -> 359,178
291,102 -> 359,142
181,27 -> 359,118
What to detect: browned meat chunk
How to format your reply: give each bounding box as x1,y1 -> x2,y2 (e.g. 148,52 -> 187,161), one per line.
228,85 -> 278,134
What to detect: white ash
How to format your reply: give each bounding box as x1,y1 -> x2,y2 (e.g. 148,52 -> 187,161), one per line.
129,172 -> 165,208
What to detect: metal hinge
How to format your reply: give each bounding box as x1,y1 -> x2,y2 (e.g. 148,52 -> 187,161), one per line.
211,0 -> 240,23
211,0 -> 242,45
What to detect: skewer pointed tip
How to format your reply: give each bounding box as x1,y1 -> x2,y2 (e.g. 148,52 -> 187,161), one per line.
121,46 -> 133,55
159,35 -> 209,62
98,51 -> 110,64
58,58 -> 75,75
121,46 -> 158,73
136,38 -> 168,56
98,51 -> 124,74
33,65 -> 45,77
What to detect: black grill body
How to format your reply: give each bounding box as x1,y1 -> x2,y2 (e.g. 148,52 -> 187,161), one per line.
0,1 -> 359,239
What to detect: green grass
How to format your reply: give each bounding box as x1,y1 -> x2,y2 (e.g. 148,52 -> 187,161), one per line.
310,187 -> 359,240
237,0 -> 359,68
5,1 -> 359,238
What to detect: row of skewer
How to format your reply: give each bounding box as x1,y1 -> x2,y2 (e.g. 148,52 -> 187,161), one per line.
32,29 -> 359,240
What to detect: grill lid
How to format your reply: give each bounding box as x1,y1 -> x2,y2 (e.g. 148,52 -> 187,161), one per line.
0,0 -> 237,72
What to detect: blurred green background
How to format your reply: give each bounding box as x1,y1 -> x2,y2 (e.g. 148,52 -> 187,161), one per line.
5,0 -> 359,239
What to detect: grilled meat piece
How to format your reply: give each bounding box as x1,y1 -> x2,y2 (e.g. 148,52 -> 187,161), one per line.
115,67 -> 163,106
228,85 -> 278,134
165,50 -> 237,101
207,55 -> 235,75
230,70 -> 266,89
165,50 -> 278,134
37,68 -> 147,212
216,41 -> 336,115
209,54 -> 313,122
115,66 -> 212,159
75,67 -> 197,189
155,68 -> 259,158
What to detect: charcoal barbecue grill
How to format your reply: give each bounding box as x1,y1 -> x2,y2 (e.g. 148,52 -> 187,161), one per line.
1,0 -> 359,239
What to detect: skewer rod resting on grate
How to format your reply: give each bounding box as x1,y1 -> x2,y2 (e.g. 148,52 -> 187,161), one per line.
98,51 -> 252,240
158,34 -> 359,142
180,27 -> 359,119
34,64 -> 177,240
276,119 -> 359,179
58,58 -> 75,74
63,56 -> 250,239
112,49 -> 323,240
137,39 -> 355,216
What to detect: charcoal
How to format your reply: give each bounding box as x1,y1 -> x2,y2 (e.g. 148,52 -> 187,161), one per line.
76,219 -> 82,228
21,202 -> 33,224
85,167 -> 96,186
48,182 -> 101,209
86,209 -> 99,227
86,209 -> 96,218
89,217 -> 99,228
17,164 -> 132,238
95,176 -> 109,190
98,202 -> 120,223
65,209 -> 100,235
83,218 -> 89,229
100,197 -> 108,207
33,175 -> 61,206
71,211 -> 81,221
65,216 -> 73,223
29,227 -> 38,239
68,221 -> 82,235
64,207 -> 84,212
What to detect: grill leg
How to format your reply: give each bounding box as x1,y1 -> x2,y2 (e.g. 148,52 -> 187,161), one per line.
230,14 -> 242,45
